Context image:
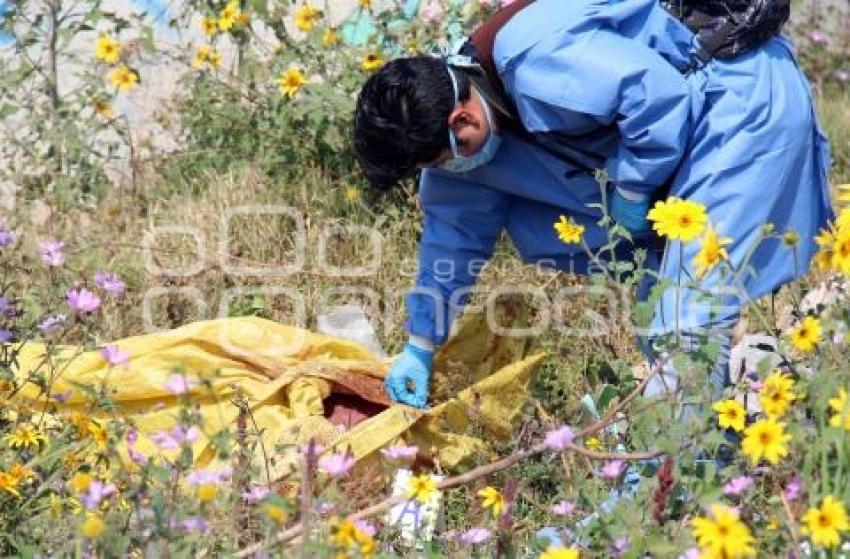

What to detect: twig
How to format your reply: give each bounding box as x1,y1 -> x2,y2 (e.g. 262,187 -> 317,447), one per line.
234,361 -> 666,558
779,490 -> 801,553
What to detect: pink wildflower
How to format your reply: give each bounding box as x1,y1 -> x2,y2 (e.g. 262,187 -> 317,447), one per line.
317,453 -> 355,478
66,288 -> 101,313
543,425 -> 575,450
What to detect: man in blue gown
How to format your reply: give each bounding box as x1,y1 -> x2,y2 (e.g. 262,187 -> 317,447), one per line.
353,0 -> 832,409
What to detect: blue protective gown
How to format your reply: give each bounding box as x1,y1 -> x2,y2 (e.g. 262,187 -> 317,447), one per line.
405,0 -> 833,351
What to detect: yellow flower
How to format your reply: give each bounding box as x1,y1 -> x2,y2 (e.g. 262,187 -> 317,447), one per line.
361,52 -> 385,72
70,472 -> 94,494
81,513 -> 106,539
94,98 -> 113,119
766,517 -> 781,531
788,315 -> 821,353
8,463 -> 36,484
265,503 -> 287,524
802,495 -> 850,548
0,472 -> 21,498
585,437 -> 604,451
691,504 -> 755,558
783,230 -> 799,247
831,226 -> 850,275
293,5 -> 321,31
109,65 -> 139,92
553,215 -> 585,245
202,16 -> 219,36
345,186 -> 359,201
236,11 -> 251,26
692,225 -> 731,278
86,420 -> 109,452
95,34 -> 121,64
197,483 -> 217,502
218,0 -> 240,31
758,371 -> 797,419
277,67 -> 307,98
192,45 -> 221,70
359,0 -> 371,8
5,424 -> 47,450
813,226 -> 836,270
829,388 -> 850,430
741,418 -> 790,465
647,197 -> 708,242
322,28 -> 339,46
539,547 -> 580,559
712,399 -> 746,432
406,474 -> 438,503
478,486 -> 506,517
331,518 -> 375,556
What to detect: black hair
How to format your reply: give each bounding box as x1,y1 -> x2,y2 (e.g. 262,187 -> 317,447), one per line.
353,56 -> 471,190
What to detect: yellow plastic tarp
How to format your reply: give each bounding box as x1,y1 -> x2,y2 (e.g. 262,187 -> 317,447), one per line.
11,299 -> 543,480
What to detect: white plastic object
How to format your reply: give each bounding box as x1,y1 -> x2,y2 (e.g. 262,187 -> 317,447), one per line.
316,304 -> 386,358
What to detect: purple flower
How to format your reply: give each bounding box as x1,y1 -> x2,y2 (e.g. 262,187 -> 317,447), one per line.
50,389 -> 73,403
543,425 -> 575,450
784,476 -> 802,502
186,467 -> 231,486
178,516 -> 210,533
317,453 -> 355,478
66,288 -> 101,313
723,476 -> 754,496
314,502 -> 335,516
459,527 -> 491,544
0,329 -> 12,343
612,537 -> 630,557
354,519 -> 377,538
679,549 -> 701,559
0,220 -> 16,248
82,480 -> 117,510
809,30 -> 826,44
150,424 -> 199,451
94,272 -> 125,295
243,485 -> 271,503
600,460 -> 625,479
164,373 -> 196,395
39,239 -> 65,266
38,314 -> 66,334
552,500 -> 576,516
0,296 -> 14,318
835,69 -> 849,82
129,447 -> 148,465
380,444 -> 418,460
99,344 -> 130,366
150,430 -> 180,451
126,427 -> 148,465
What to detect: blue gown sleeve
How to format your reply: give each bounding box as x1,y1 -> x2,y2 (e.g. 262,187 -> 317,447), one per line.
406,169 -> 510,344
503,29 -> 693,195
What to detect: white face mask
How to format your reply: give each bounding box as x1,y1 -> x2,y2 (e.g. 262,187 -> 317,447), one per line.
439,68 -> 502,174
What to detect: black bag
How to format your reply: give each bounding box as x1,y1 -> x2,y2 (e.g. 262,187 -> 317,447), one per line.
664,0 -> 791,61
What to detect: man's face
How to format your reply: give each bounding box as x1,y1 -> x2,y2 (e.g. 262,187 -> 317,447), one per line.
420,88 -> 495,168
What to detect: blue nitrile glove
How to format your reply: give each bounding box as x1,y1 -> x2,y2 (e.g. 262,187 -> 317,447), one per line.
610,185 -> 651,234
385,342 -> 433,409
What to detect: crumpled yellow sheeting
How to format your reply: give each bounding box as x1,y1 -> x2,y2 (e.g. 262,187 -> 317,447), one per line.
12,299 -> 542,480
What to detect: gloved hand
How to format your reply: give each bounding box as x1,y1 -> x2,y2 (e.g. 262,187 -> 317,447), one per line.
610,186 -> 651,234
384,342 -> 433,409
